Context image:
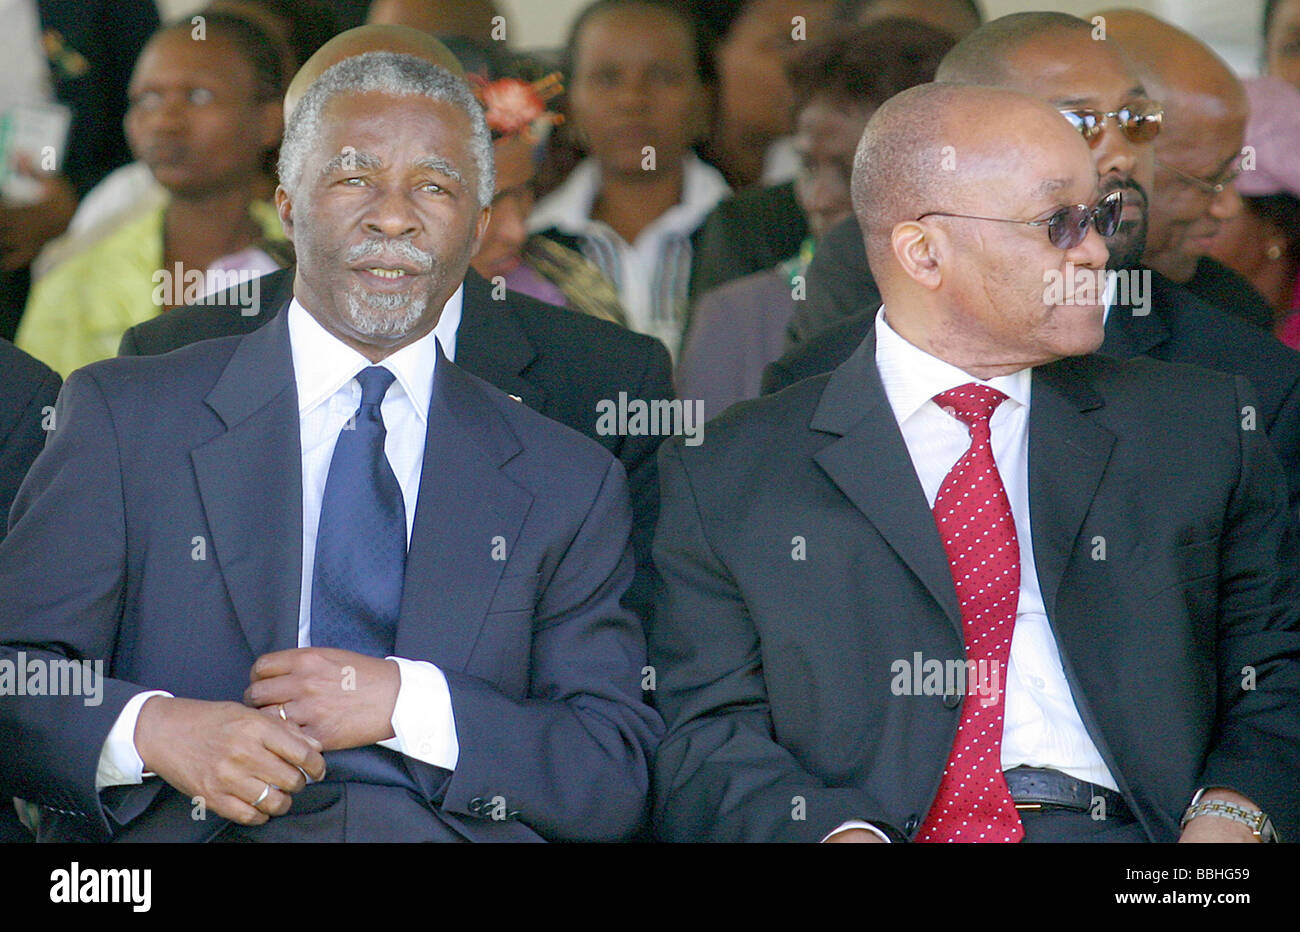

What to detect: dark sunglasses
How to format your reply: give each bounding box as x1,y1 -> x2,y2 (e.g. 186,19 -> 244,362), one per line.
1058,103 -> 1164,146
916,189 -> 1124,250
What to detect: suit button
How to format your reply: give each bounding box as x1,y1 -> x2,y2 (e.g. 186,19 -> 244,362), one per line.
942,690 -> 962,710
905,815 -> 920,834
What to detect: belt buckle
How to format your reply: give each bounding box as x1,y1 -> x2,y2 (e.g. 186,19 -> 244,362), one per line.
1013,801 -> 1043,811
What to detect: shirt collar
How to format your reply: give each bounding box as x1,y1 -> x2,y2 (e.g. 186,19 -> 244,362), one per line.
874,305 -> 1032,427
288,283 -> 464,423
527,154 -> 730,240
527,158 -> 601,234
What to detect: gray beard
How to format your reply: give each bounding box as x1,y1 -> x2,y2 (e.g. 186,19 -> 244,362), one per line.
344,287 -> 429,337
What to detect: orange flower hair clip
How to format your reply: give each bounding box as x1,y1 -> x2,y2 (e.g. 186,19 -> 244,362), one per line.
472,73 -> 565,145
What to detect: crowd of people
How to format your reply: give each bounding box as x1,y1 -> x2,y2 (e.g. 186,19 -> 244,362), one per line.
0,0 -> 1297,845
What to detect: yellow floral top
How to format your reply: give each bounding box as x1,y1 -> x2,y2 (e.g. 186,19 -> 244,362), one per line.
17,200 -> 287,377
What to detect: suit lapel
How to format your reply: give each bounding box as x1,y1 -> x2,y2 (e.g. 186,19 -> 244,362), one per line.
190,311 -> 303,657
393,349 -> 533,672
1026,358 -> 1115,621
453,272 -> 547,412
811,331 -> 963,634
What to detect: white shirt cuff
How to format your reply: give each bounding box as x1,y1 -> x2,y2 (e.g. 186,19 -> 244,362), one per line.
822,820 -> 893,843
95,690 -> 173,791
377,657 -> 458,770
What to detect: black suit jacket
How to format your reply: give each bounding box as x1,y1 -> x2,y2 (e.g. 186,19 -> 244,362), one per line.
651,332 -> 1300,842
1188,257 -> 1275,331
0,340 -> 59,841
119,267 -> 674,619
0,341 -> 59,541
783,214 -> 881,346
688,181 -> 807,299
764,270 -> 1300,510
0,311 -> 662,842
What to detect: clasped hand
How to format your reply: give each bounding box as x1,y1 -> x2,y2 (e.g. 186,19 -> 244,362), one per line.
134,648 -> 399,826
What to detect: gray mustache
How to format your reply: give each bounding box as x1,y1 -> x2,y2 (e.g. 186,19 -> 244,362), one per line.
345,239 -> 433,271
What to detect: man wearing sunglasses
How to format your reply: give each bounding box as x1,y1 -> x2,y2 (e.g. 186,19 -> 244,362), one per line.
1105,9 -> 1275,332
649,81 -> 1300,843
767,11 -> 1300,512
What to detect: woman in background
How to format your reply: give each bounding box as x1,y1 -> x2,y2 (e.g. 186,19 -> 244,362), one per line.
1206,77 -> 1300,347
18,12 -> 288,375
528,0 -> 728,358
462,45 -> 625,324
676,20 -> 955,419
697,0 -> 834,190
52,0 -> 337,247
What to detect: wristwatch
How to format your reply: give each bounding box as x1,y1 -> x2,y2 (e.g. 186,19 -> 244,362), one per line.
1181,788 -> 1280,842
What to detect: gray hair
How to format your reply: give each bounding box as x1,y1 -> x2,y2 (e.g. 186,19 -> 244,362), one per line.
278,52 -> 495,208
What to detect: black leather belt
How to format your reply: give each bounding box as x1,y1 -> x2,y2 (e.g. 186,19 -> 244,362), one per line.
1004,766 -> 1135,822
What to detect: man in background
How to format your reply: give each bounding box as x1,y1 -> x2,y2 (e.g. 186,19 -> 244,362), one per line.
1103,8 -> 1274,330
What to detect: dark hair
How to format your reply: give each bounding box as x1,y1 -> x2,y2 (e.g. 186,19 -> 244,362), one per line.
159,11 -> 289,101
535,0 -> 714,198
833,0 -> 983,26
563,0 -> 716,86
1248,193 -> 1300,263
213,0 -> 341,70
787,18 -> 956,112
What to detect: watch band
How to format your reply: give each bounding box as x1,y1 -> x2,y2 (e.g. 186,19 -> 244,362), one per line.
1181,799 -> 1279,842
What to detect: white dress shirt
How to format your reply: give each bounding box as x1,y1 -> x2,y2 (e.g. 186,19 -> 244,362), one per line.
527,154 -> 730,359
826,306 -> 1116,841
96,286 -> 466,790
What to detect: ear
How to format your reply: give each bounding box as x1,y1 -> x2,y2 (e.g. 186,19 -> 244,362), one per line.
891,221 -> 944,291
274,184 -> 294,240
469,204 -> 492,257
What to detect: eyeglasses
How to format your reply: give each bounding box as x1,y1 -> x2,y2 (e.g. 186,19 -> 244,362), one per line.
1058,103 -> 1164,146
915,189 -> 1124,250
1156,158 -> 1243,195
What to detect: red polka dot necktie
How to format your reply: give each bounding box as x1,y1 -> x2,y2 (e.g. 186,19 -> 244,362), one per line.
914,383 -> 1025,843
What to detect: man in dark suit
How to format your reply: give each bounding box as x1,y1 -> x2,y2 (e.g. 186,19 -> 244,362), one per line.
772,12 -> 1300,509
0,340 -> 58,540
0,52 -> 660,842
650,83 -> 1300,843
0,339 -> 59,842
122,264 -> 672,619
1104,10 -> 1277,332
119,26 -> 673,621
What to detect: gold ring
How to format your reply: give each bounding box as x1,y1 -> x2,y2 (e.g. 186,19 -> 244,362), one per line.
279,704 -> 288,722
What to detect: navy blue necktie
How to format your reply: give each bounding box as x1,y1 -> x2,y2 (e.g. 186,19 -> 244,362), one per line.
311,366 -> 407,657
